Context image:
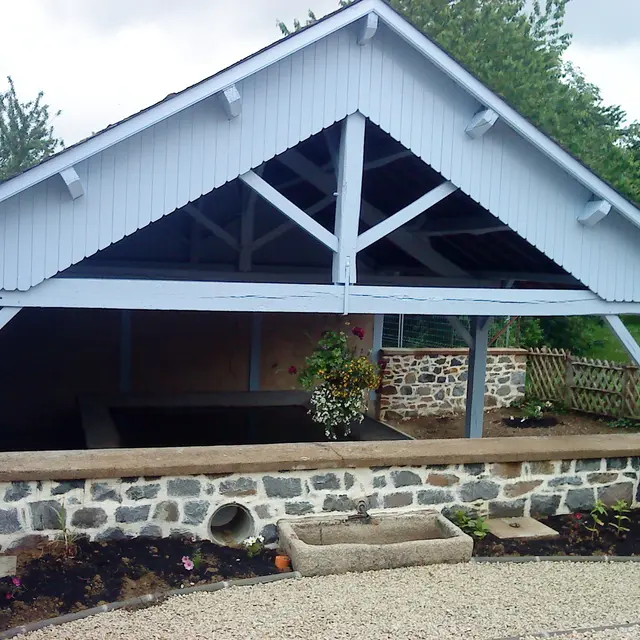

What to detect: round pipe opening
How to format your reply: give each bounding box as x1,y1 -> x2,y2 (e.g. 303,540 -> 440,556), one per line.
209,503 -> 255,546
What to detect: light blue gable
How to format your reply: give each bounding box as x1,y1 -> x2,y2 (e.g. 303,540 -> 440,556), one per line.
0,0 -> 639,301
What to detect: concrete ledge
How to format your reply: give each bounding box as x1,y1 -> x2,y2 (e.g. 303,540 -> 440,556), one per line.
0,434 -> 638,481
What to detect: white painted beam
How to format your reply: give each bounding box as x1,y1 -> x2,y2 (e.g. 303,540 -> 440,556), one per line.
278,150 -> 467,277
465,108 -> 499,139
4,279 -> 640,316
59,167 -> 84,200
217,84 -> 242,119
333,112 -> 366,283
240,170 -> 338,252
357,13 -> 379,45
357,182 -> 457,251
183,204 -> 239,250
0,307 -> 21,331
577,199 -> 612,228
603,315 -> 640,366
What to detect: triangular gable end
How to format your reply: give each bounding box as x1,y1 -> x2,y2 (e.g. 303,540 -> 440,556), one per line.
0,0 -> 639,302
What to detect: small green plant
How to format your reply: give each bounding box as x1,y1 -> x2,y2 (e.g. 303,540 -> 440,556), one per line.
609,418 -> 640,429
452,510 -> 490,540
608,500 -> 631,537
242,535 -> 265,558
53,502 -> 79,557
583,499 -> 608,538
192,547 -> 205,570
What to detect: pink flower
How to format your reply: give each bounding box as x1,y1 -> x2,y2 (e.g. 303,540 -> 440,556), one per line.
181,556 -> 194,571
352,327 -> 365,340
288,366 -> 297,375
5,593 -> 13,600
575,513 -> 583,520
11,577 -> 21,587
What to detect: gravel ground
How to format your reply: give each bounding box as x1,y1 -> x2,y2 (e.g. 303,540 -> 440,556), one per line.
19,562 -> 640,640
519,626 -> 640,640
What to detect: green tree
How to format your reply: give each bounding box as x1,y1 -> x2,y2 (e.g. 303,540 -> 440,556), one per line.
0,76 -> 62,181
279,0 -> 640,204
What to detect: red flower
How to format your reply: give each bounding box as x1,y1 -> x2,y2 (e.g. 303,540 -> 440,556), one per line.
574,513 -> 583,520
288,366 -> 297,375
352,326 -> 365,340
11,577 -> 21,587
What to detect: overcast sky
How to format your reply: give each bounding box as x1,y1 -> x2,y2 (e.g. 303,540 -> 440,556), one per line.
2,0 -> 639,146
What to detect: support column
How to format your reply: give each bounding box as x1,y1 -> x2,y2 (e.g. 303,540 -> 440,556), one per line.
370,314 -> 384,412
119,310 -> 132,393
332,112 -> 366,284
464,316 -> 492,438
249,313 -> 262,391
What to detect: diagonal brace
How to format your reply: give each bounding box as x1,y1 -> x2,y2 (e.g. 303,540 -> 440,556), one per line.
183,203 -> 239,251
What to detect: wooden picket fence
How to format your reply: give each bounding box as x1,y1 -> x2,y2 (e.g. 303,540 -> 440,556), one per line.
527,348 -> 640,419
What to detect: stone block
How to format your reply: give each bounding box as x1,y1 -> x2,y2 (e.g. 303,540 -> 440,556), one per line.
427,473 -> 460,487
373,476 -> 387,489
285,501 -> 315,516
597,483 -> 634,507
71,507 -> 108,529
606,458 -> 629,470
565,488 -> 595,512
4,482 -> 31,502
510,371 -> 526,385
489,499 -> 525,518
254,504 -> 271,519
530,461 -> 555,475
0,508 -> 21,534
167,478 -> 201,497
311,473 -> 340,491
405,373 -> 416,384
0,556 -> 17,578
6,535 -> 47,553
587,473 -> 619,485
631,457 -> 640,470
492,463 -> 522,479
51,480 -> 84,495
125,484 -> 160,500
183,501 -> 209,525
418,373 -> 436,383
219,477 -> 258,497
417,489 -> 453,505
391,470 -> 422,488
91,483 -> 121,502
322,495 -> 353,512
263,477 -> 302,499
459,480 -> 500,502
548,476 -> 583,487
383,492 -> 413,508
96,528 -> 131,541
575,459 -> 602,472
140,524 -> 163,538
400,386 -> 413,395
504,481 -> 542,498
29,500 -> 63,531
560,461 -> 573,473
344,473 -> 355,490
463,463 -> 485,476
116,505 -> 151,523
153,501 -> 179,522
530,494 -> 561,518
261,523 -> 278,544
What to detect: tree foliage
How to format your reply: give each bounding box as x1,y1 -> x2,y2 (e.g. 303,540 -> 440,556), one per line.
0,77 -> 62,182
279,0 -> 640,204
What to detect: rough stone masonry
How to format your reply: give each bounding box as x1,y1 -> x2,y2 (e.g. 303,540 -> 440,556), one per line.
0,456 -> 637,552
379,348 -> 528,421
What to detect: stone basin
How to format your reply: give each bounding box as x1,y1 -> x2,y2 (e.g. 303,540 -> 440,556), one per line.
277,510 -> 473,576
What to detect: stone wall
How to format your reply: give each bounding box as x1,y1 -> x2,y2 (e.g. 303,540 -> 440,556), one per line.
379,348 -> 528,421
1,456 -> 638,552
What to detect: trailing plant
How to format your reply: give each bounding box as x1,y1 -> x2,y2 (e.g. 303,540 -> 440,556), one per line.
608,500 -> 631,537
583,499 -> 608,539
451,510 -> 490,540
298,328 -> 380,440
609,418 -> 640,430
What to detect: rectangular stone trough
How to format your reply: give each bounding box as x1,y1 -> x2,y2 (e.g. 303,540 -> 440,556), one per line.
277,510 -> 473,576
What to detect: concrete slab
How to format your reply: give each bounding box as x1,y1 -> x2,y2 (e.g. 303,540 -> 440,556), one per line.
487,516 -> 559,540
0,555 -> 17,578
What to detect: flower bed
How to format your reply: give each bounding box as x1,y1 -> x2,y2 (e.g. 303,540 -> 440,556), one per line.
0,537 -> 278,631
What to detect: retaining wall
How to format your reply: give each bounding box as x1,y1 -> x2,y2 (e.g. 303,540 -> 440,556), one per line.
379,348 -> 528,421
0,437 -> 638,552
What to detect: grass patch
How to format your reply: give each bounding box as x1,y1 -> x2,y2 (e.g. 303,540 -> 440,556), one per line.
585,316 -> 640,363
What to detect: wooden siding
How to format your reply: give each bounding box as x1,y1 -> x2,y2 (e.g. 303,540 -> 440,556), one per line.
1,23 -> 639,301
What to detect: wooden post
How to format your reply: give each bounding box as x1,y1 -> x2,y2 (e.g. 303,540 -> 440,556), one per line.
564,353 -> 574,410
119,310 -> 132,393
249,313 -> 262,391
464,316 -> 492,438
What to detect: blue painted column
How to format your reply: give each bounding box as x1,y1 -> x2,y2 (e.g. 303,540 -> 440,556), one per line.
464,316 -> 492,438
249,313 -> 262,391
119,310 -> 132,393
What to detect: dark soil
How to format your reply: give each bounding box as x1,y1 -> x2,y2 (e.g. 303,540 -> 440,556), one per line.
0,536 -> 279,632
392,407 -> 640,439
474,510 -> 640,557
501,416 -> 559,428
